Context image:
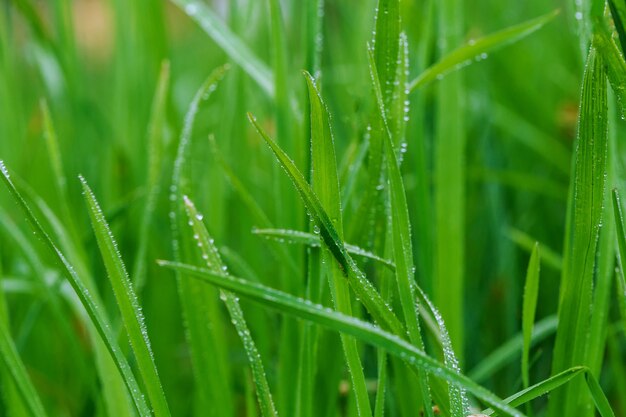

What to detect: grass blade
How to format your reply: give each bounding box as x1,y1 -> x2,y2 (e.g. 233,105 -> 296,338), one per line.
252,228 -> 396,270
132,60 -> 170,291
408,10 -> 559,91
0,162 -> 151,417
484,367 -> 615,417
80,176 -> 171,417
521,243 -> 540,388
305,71 -> 372,417
0,319 -> 47,417
548,44 -> 608,417
170,0 -> 273,97
157,261 -> 526,417
182,196 -> 278,417
612,188 -> 626,327
367,44 -> 438,415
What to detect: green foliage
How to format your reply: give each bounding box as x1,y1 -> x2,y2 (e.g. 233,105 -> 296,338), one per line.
0,1 -> 624,416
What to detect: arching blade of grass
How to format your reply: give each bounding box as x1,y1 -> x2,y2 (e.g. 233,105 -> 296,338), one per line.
367,45 -> 438,415
305,71 -> 372,417
521,243 -> 540,389
548,45 -> 608,417
170,0 -> 273,97
248,113 -> 405,337
483,367 -> 615,417
132,60 -> 170,292
80,177 -> 171,417
170,66 -> 234,417
0,162 -> 151,417
468,316 -> 558,383
182,196 -> 278,417
157,261 -> 524,417
607,0 -> 626,56
252,228 -> 396,270
408,10 -> 559,92
0,317 -> 47,417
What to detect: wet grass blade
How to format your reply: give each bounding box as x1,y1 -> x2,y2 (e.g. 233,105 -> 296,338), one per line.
305,71 -> 372,417
548,45 -> 608,417
170,0 -> 273,97
367,45 -> 438,415
408,10 -> 559,91
247,113 -> 405,337
0,319 -> 47,417
252,228 -> 396,270
0,162 -> 151,417
157,261 -> 524,417
182,196 -> 278,417
521,243 -> 540,388
80,177 -> 171,417
484,366 -> 614,417
612,188 -> 626,326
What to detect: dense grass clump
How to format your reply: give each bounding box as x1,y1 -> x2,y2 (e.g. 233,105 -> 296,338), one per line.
0,0 -> 625,416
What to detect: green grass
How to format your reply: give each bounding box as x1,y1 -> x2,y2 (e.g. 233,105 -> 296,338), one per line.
1,0 -> 626,416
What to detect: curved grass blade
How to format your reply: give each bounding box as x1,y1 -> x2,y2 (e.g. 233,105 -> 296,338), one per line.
0,162 -> 151,417
247,113 -> 405,337
305,71 -> 372,417
157,261 -> 525,417
252,228 -> 396,270
0,320 -> 47,417
521,243 -> 540,388
468,316 -> 558,383
80,177 -> 171,417
408,10 -> 559,92
484,367 -> 615,417
182,196 -> 278,417
170,0 -> 273,97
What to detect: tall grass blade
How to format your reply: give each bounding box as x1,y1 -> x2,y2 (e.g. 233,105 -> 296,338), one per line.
132,60 -> 170,291
408,10 -> 559,91
521,243 -> 540,388
305,71 -> 372,417
182,196 -> 278,417
0,319 -> 47,417
612,188 -> 626,326
0,162 -> 151,417
80,177 -> 171,417
367,45 -> 437,415
548,45 -> 608,417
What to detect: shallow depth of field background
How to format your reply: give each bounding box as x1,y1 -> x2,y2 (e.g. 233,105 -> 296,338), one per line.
0,0 -> 625,416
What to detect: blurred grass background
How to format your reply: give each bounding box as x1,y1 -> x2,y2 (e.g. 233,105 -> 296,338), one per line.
0,0 -> 625,416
